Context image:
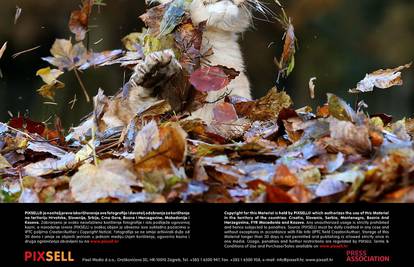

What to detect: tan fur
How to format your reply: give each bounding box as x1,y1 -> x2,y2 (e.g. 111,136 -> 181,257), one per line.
78,0 -> 253,134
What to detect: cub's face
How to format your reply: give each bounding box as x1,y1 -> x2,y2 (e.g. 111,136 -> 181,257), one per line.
158,0 -> 252,33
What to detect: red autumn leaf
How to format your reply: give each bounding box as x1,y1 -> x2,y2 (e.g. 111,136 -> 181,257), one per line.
213,103 -> 238,123
25,119 -> 46,135
189,65 -> 239,92
9,117 -> 45,135
43,129 -> 60,141
69,0 -> 94,41
8,116 -> 24,129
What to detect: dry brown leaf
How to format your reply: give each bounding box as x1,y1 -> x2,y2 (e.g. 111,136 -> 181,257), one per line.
274,10 -> 296,79
273,164 -> 298,187
42,39 -> 88,71
349,63 -> 412,93
139,3 -> 166,36
134,120 -> 161,159
203,185 -> 234,203
69,0 -> 94,41
135,123 -> 187,173
266,185 -> 297,203
139,100 -> 172,117
37,82 -> 65,101
27,140 -> 68,158
234,87 -> 292,121
360,152 -> 412,202
22,176 -> 72,203
23,153 -> 77,177
288,184 -> 314,203
308,77 -> 316,99
173,20 -> 204,73
209,118 -> 251,141
70,159 -> 138,202
329,119 -> 372,154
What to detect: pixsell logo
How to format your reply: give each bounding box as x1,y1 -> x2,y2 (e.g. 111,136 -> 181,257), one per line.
24,251 -> 74,262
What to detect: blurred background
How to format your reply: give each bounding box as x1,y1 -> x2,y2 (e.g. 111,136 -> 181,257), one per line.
0,0 -> 413,129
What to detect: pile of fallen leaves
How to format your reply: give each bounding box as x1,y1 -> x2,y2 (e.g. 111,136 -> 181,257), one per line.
1,0 -> 414,203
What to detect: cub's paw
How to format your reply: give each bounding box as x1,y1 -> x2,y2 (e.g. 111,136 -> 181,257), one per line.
130,49 -> 181,90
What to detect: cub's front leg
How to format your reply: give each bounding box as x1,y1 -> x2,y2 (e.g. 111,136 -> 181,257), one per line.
103,50 -> 182,126
72,50 -> 182,138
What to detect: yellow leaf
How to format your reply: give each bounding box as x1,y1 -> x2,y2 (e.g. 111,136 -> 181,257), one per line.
37,81 -> 65,101
122,32 -> 145,51
36,67 -> 64,85
143,34 -> 175,56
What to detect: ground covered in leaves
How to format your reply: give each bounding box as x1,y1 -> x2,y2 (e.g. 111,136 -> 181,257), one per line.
1,0 -> 414,203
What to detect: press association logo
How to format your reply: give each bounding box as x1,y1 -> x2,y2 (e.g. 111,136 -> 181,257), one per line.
346,250 -> 390,263
24,251 -> 75,262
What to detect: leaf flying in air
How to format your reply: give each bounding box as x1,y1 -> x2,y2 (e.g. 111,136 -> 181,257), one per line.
349,63 -> 412,93
42,39 -> 88,71
159,0 -> 190,36
275,9 -> 296,79
69,0 -> 94,41
36,67 -> 65,100
0,42 -> 7,60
